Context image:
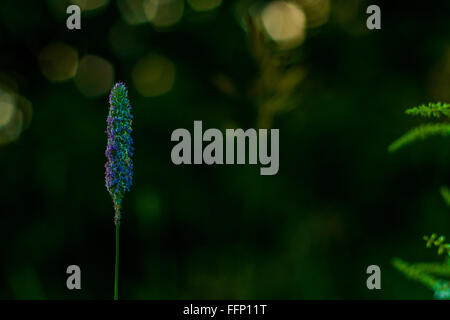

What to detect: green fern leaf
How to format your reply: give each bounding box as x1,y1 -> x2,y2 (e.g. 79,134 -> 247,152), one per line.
405,102 -> 450,118
414,263 -> 450,276
388,123 -> 450,153
440,186 -> 450,207
423,234 -> 450,256
392,258 -> 439,290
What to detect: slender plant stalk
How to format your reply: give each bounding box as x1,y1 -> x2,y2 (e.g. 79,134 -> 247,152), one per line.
105,82 -> 134,300
114,222 -> 120,300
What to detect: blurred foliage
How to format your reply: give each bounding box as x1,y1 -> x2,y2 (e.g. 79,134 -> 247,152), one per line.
389,103 -> 450,152
390,101 -> 450,299
392,234 -> 450,299
0,0 -> 449,300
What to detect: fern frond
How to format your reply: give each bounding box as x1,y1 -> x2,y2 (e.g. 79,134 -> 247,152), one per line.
440,186 -> 450,207
388,123 -> 450,153
393,258 -> 450,299
392,258 -> 439,290
424,234 -> 450,256
414,263 -> 450,276
405,102 -> 450,118
434,282 -> 450,299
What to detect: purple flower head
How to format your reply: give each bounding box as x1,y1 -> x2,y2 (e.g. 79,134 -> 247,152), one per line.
105,82 -> 134,223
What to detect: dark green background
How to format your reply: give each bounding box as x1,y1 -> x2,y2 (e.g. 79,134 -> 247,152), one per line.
0,0 -> 449,299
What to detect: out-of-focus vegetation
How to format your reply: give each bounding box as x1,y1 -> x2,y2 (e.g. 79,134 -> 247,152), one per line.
393,233 -> 450,299
0,0 -> 449,299
390,102 -> 450,299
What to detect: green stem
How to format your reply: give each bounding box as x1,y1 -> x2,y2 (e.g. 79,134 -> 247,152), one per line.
114,222 -> 120,300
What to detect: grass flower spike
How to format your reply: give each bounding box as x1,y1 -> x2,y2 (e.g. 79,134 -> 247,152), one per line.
105,82 -> 134,300
105,82 -> 134,224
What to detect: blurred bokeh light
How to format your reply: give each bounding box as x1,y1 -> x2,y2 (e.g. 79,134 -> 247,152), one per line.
0,89 -> 15,129
296,0 -> 330,28
38,43 -> 79,83
261,1 -> 306,49
71,0 -> 110,11
74,55 -> 114,97
47,0 -> 109,20
132,53 -> 175,96
144,0 -> 184,28
118,0 -> 149,25
0,87 -> 30,146
188,0 -> 222,12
